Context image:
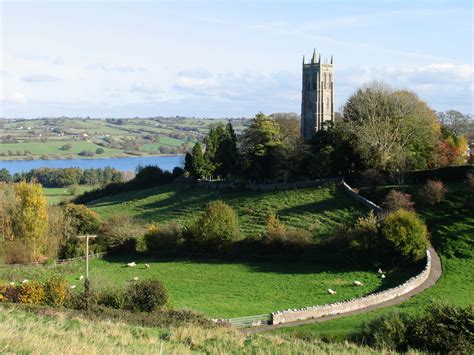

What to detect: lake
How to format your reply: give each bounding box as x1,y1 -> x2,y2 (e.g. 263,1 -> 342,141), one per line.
0,155 -> 184,174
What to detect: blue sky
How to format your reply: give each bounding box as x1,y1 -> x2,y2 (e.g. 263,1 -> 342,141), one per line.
1,0 -> 472,118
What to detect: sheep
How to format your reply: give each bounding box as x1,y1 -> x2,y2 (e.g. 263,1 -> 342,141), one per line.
127,262 -> 136,267
9,282 -> 15,286
21,279 -> 29,284
132,276 -> 139,281
78,275 -> 84,280
353,280 -> 363,286
145,263 -> 150,269
381,274 -> 386,279
377,268 -> 384,274
327,288 -> 337,295
70,285 -> 76,289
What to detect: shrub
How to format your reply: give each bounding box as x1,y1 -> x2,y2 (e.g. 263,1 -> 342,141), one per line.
382,190 -> 414,212
78,150 -> 94,157
95,148 -> 104,154
44,276 -> 69,306
97,288 -> 129,310
17,281 -> 45,304
263,212 -> 285,239
99,215 -> 143,254
187,200 -> 240,248
417,179 -> 447,205
64,204 -> 100,235
356,304 -> 474,353
355,312 -> 408,350
0,284 -> 18,302
128,280 -> 169,313
350,211 -> 380,251
144,222 -> 182,253
381,209 -> 428,263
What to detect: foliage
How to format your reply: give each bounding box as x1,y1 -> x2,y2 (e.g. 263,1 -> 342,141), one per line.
44,276 -> 69,306
356,304 -> 474,353
342,82 -> 440,172
381,209 -> 428,263
128,280 -> 169,313
10,181 -> 49,262
100,215 -> 143,254
186,200 -> 240,248
64,203 -> 100,235
17,281 -> 46,304
417,179 -> 447,205
382,190 -> 415,211
264,212 -> 286,239
467,172 -> 474,191
144,222 -> 183,252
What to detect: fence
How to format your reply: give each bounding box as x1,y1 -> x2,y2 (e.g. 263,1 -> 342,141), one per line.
55,252 -> 107,265
215,314 -> 272,328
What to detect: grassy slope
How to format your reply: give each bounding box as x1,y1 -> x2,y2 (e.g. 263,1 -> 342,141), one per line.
43,186 -> 94,204
273,182 -> 474,340
0,305 -> 386,354
87,183 -> 364,239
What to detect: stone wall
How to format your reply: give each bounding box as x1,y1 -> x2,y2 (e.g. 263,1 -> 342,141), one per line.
197,178 -> 342,192
341,180 -> 383,214
272,250 -> 432,325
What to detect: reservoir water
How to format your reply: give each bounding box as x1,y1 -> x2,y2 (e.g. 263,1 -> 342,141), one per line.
0,155 -> 184,174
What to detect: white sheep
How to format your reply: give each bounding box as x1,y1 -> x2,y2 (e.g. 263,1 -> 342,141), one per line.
21,279 -> 29,284
70,285 -> 76,289
381,274 -> 386,279
353,280 -> 363,286
145,263 -> 150,269
9,282 -> 15,286
127,262 -> 136,267
78,275 -> 84,280
327,288 -> 337,295
377,268 -> 384,274
132,276 -> 139,281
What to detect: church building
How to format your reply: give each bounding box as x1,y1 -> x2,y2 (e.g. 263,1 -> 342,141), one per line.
300,49 -> 334,140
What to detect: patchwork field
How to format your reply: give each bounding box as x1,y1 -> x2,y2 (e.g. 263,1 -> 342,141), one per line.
87,183 -> 365,239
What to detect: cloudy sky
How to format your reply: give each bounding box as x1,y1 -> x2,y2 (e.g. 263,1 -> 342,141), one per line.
1,0 -> 472,118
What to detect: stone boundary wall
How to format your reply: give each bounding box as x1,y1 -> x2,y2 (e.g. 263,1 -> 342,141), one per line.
197,178 -> 342,192
272,250 -> 432,325
341,180 -> 383,214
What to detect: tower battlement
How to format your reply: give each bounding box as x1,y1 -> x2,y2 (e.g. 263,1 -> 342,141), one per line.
300,49 -> 334,141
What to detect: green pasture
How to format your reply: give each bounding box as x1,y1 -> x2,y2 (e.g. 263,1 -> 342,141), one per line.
87,183 -> 365,239
43,186 -> 95,204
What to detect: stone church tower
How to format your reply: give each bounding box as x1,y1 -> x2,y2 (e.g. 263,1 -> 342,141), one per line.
300,49 -> 334,140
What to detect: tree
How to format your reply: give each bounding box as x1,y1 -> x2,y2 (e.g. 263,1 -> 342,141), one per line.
11,181 -> 49,261
437,110 -> 474,140
0,168 -> 12,183
342,82 -> 440,172
215,122 -> 240,177
190,142 -> 207,179
240,113 -> 284,180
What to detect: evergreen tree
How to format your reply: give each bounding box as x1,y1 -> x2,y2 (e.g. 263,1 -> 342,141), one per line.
191,143 -> 207,179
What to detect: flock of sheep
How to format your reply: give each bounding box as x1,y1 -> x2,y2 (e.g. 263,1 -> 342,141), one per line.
327,268 -> 386,295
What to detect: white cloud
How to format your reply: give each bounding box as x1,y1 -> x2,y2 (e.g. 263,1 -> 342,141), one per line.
3,92 -> 27,105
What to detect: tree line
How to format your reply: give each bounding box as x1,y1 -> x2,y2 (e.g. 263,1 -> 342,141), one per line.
184,82 -> 471,182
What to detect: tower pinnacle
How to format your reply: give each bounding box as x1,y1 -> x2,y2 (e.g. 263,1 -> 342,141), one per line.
311,49 -> 317,64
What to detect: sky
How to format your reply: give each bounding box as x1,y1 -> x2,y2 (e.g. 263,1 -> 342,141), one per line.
0,0 -> 472,118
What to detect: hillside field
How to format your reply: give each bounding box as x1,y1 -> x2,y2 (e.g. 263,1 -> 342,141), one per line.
87,183 -> 365,239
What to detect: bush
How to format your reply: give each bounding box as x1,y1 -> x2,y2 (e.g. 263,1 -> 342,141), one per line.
128,280 -> 169,313
356,304 -> 474,353
381,209 -> 428,263
78,150 -> 94,157
99,215 -> 143,254
187,200 -> 240,249
263,212 -> 285,239
0,284 -> 18,302
17,281 -> 45,304
382,190 -> 415,212
144,222 -> 182,253
417,179 -> 447,205
95,148 -> 105,154
64,204 -> 100,235
44,276 -> 69,306
349,211 -> 380,252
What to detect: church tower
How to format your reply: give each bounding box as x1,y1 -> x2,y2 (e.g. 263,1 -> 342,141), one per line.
300,49 -> 334,140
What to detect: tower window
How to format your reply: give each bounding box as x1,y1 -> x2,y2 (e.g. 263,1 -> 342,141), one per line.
326,97 -> 330,110
324,73 -> 327,89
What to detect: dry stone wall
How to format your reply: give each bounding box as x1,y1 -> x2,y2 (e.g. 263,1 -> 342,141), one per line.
272,249 -> 432,325
341,180 -> 383,214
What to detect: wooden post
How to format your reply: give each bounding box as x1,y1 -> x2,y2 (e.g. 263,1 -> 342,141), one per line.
77,235 -> 97,282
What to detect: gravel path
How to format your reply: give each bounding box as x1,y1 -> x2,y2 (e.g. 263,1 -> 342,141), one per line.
242,245 -> 442,335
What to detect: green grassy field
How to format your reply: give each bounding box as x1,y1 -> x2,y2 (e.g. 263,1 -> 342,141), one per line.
273,181 -> 474,340
43,186 -> 94,204
0,257 -> 416,319
87,183 -> 365,239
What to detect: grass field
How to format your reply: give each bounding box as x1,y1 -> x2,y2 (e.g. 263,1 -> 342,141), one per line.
0,304 -> 384,354
43,186 -> 94,204
0,256 -> 419,318
273,181 -> 474,340
87,183 -> 365,239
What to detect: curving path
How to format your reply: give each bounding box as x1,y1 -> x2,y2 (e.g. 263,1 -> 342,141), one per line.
242,245 -> 442,335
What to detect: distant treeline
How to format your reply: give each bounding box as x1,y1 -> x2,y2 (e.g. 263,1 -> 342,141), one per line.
73,165 -> 184,204
0,167 -> 124,187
